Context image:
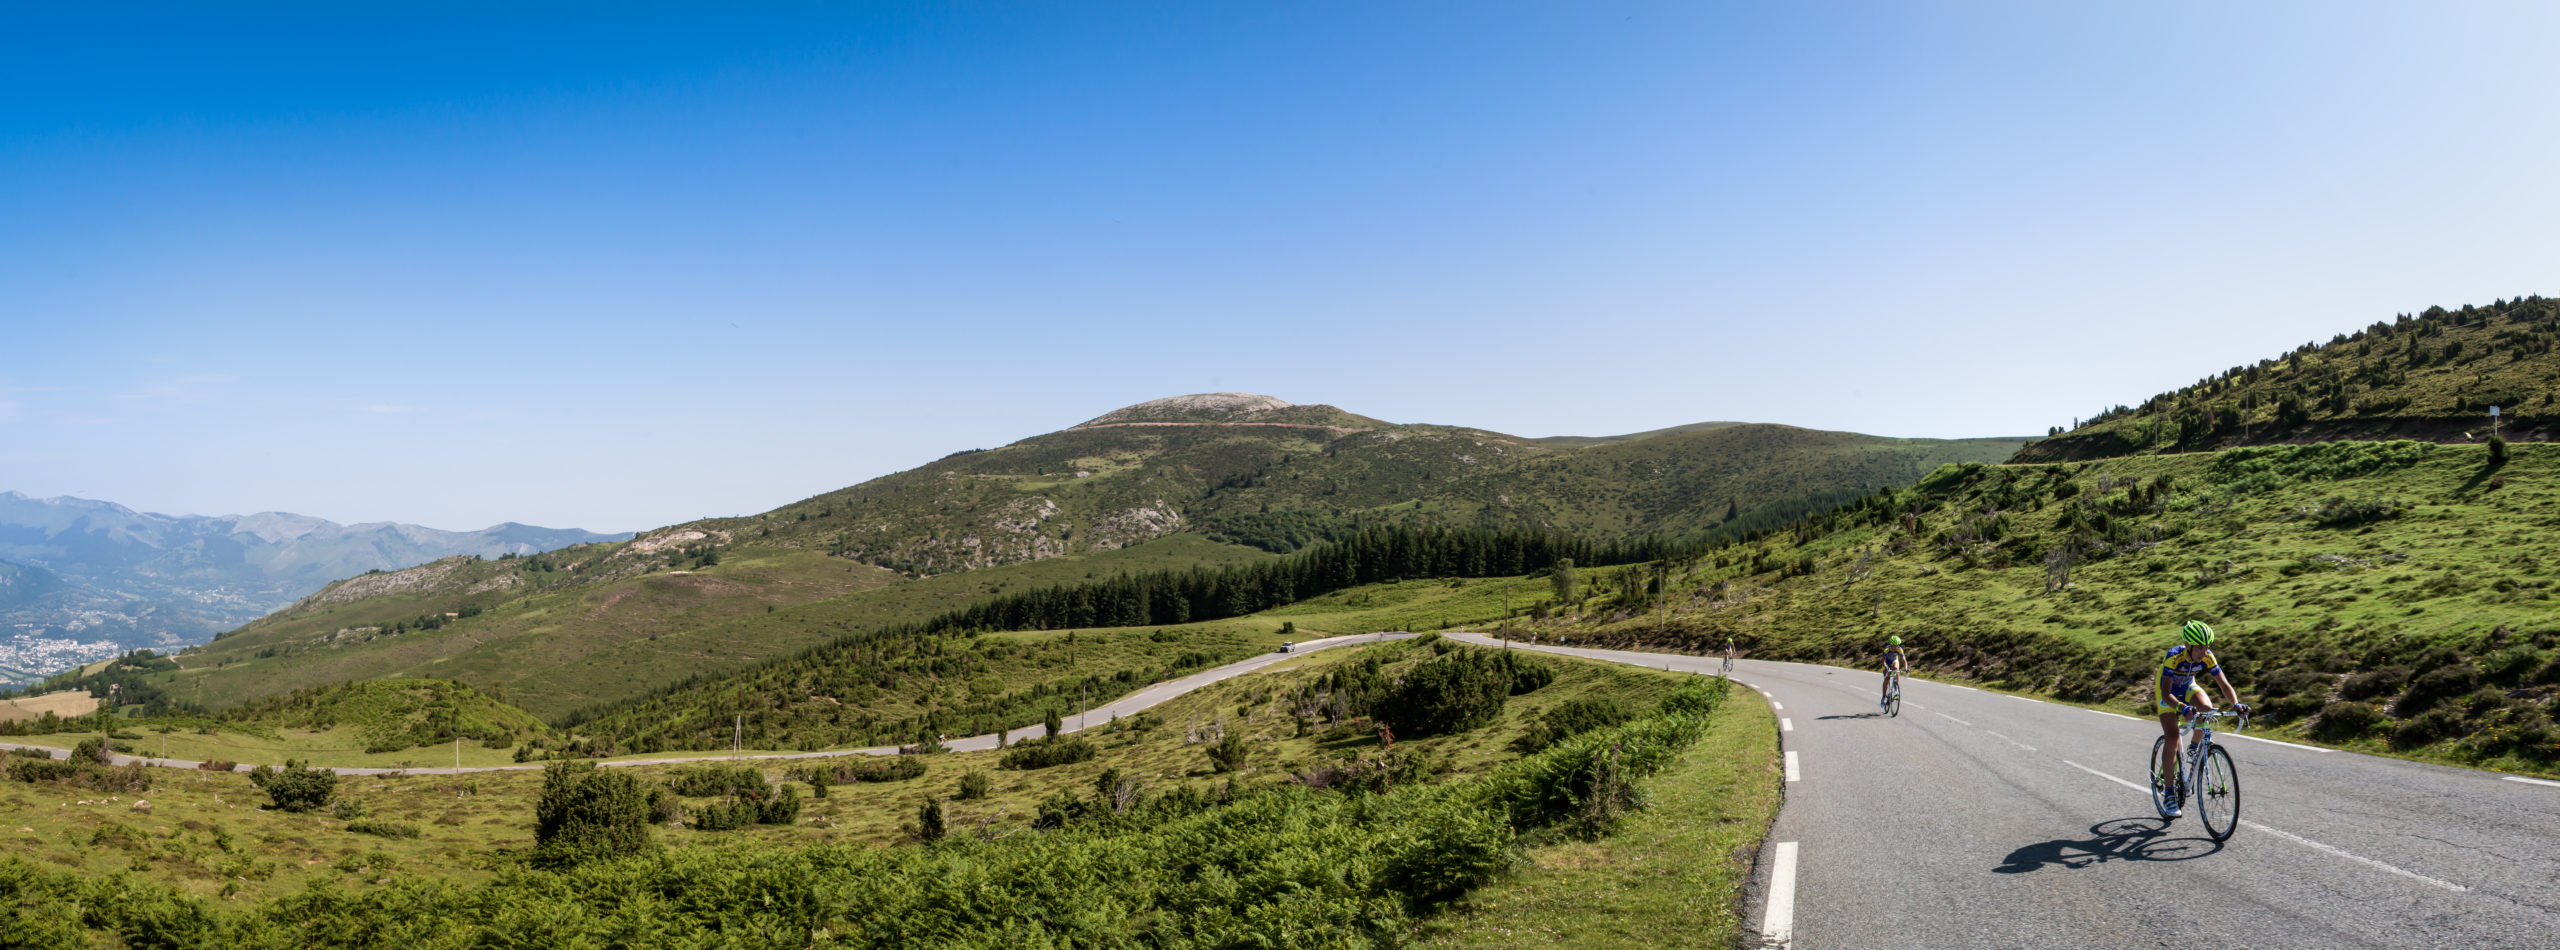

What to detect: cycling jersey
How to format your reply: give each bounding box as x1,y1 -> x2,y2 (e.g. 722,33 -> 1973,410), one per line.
2154,645 -> 2220,713
1881,645 -> 1906,670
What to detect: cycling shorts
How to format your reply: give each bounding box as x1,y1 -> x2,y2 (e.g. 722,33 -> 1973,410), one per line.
2154,680 -> 2204,715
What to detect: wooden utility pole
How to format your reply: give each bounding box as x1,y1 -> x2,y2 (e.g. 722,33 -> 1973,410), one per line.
734,714 -> 743,758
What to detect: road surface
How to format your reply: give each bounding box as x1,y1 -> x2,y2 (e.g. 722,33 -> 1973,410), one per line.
1439,632 -> 2560,950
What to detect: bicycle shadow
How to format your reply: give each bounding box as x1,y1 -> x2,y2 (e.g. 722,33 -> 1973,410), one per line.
1993,818 -> 2222,874
1813,713 -> 1891,721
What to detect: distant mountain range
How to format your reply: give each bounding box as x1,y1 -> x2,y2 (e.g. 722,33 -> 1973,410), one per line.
0,491 -> 626,681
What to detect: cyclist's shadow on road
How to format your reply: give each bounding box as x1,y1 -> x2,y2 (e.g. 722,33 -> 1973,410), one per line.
1993,818 -> 2222,874
1813,713 -> 1889,721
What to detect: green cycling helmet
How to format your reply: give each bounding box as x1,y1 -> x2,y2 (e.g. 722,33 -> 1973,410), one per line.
1888,635 -> 1902,645
2180,620 -> 2215,646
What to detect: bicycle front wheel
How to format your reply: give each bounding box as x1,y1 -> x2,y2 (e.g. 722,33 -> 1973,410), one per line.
1885,683 -> 1901,718
2197,745 -> 2241,841
2149,737 -> 2176,821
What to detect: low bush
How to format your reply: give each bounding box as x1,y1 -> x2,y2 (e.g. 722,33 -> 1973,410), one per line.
246,762 -> 337,812
1206,732 -> 1249,773
2339,668 -> 2409,702
196,760 -> 236,772
1511,697 -> 1633,754
345,820 -> 420,840
533,761 -> 656,868
957,770 -> 992,800
1375,648 -> 1514,738
792,755 -> 925,785
664,764 -> 766,797
2390,709 -> 2463,750
5,757 -> 81,783
999,736 -> 1097,770
2396,664 -> 2481,717
2310,701 -> 2385,741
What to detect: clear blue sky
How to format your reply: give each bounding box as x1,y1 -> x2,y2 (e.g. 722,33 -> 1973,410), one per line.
5,2 -> 2555,532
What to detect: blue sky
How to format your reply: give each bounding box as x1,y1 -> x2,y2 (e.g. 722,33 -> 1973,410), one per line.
4,2 -> 2555,532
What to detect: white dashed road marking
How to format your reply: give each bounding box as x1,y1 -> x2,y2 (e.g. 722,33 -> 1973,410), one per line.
2505,776 -> 2560,789
1781,718 -> 1794,732
1934,711 -> 1974,727
1784,750 -> 1801,782
1763,841 -> 1799,947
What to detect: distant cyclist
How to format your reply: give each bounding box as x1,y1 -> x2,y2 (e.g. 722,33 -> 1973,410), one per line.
1880,636 -> 1907,709
2156,621 -> 2246,817
1723,636 -> 1737,667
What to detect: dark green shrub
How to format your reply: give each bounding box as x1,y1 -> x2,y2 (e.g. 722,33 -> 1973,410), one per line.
3,747 -> 55,759
5,757 -> 81,783
917,798 -> 946,843
762,784 -> 801,824
2310,701 -> 2385,741
247,762 -> 337,812
688,798 -> 757,832
2490,435 -> 2509,465
532,761 -> 656,867
794,756 -> 926,785
2479,647 -> 2545,686
1511,698 -> 1633,753
1504,654 -> 1556,695
2389,709 -> 2462,750
957,770 -> 991,800
2396,664 -> 2481,716
664,764 -> 766,797
345,820 -> 420,840
999,737 -> 1096,770
1376,649 -> 1513,738
71,738 -> 112,764
2339,668 -> 2409,702
1206,732 -> 1249,773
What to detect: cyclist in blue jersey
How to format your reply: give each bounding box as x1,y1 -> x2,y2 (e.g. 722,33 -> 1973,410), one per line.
1879,636 -> 1907,709
2155,621 -> 2246,817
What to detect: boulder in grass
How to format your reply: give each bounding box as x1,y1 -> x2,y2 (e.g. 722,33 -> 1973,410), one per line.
129,800 -> 152,813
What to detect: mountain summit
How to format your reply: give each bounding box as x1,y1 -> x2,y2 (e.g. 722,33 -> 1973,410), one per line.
1076,394 -> 1388,430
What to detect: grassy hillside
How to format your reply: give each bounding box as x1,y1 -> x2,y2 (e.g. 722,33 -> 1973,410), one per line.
151,395 -> 2019,717
2019,295 -> 2560,461
171,536 -> 1270,720
0,641 -> 1725,924
1524,440 -> 2560,775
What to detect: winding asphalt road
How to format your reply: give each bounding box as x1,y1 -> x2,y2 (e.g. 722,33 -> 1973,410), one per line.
0,632 -> 1414,776
1439,632 -> 2560,950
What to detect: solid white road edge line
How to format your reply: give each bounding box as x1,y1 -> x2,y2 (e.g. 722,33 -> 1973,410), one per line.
1781,718 -> 1794,732
2223,733 -> 2336,753
1784,750 -> 1801,782
2062,760 -> 2467,893
1763,841 -> 1799,947
2086,709 -> 2143,721
1933,711 -> 1975,727
2505,776 -> 2560,789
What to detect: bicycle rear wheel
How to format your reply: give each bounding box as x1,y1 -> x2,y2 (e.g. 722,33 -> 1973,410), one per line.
2149,737 -> 2176,821
2196,745 -> 2241,841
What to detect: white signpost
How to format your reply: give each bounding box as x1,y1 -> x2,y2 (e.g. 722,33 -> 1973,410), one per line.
2490,406 -> 2501,441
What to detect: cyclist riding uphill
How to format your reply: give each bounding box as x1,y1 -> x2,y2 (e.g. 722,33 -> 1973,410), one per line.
2156,621 -> 2247,816
1880,636 -> 1908,708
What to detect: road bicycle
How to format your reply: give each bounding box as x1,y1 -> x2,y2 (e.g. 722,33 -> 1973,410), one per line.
1880,669 -> 1903,718
1720,653 -> 1735,676
2152,706 -> 2248,841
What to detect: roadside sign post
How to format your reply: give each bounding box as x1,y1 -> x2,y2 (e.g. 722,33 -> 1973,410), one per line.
2490,406 -> 2501,442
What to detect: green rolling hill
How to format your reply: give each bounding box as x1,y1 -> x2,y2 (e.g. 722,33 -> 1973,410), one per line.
121,394 -> 2022,718
2016,294 -> 2559,462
